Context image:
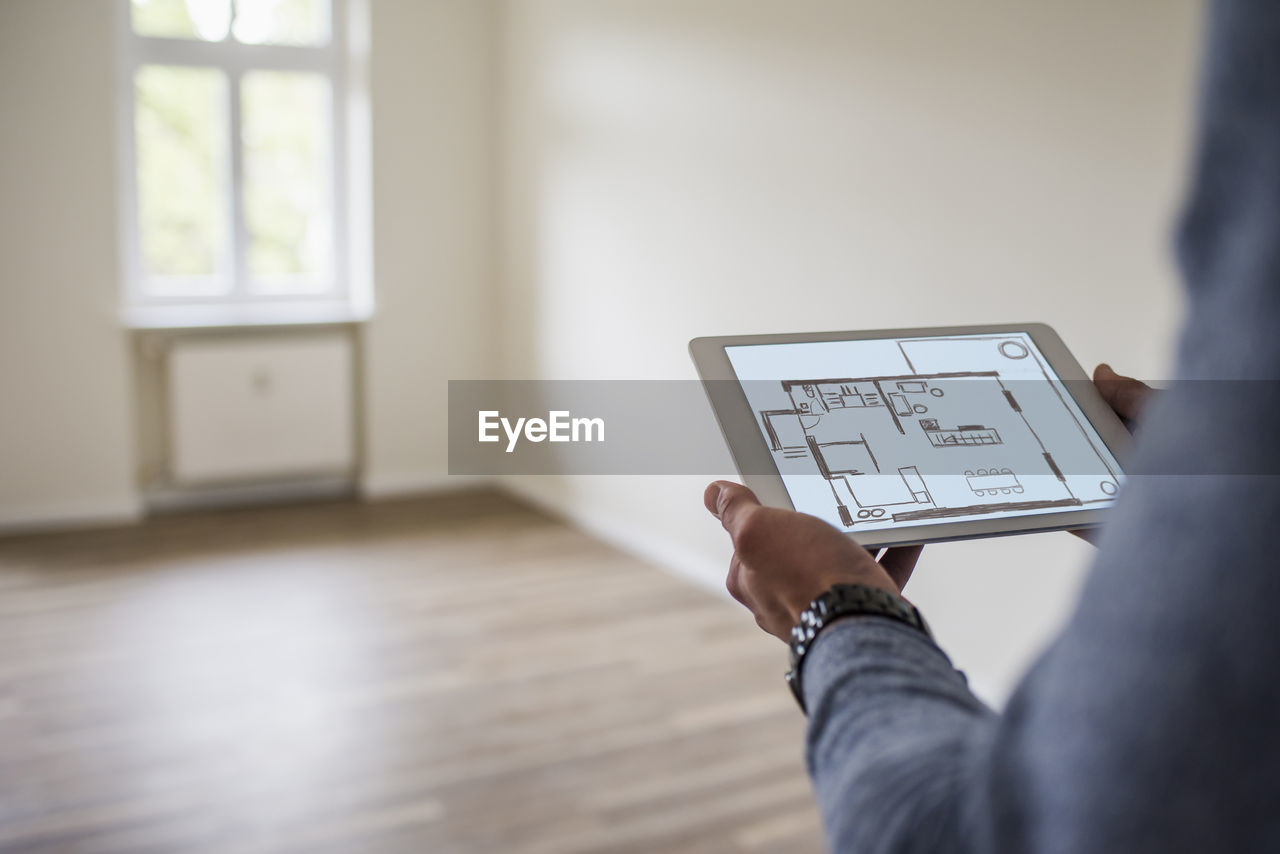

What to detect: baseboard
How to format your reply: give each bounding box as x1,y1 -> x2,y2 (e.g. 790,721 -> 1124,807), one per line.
146,475 -> 356,514
500,480 -> 727,598
0,496 -> 144,536
359,471 -> 494,500
0,475 -> 499,533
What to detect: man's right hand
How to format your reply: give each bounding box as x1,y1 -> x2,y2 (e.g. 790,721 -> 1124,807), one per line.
1092,363 -> 1154,431
1073,364 -> 1155,544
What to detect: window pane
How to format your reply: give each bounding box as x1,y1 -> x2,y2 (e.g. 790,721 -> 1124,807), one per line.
131,0 -> 231,41
233,0 -> 328,46
135,66 -> 230,287
241,72 -> 333,290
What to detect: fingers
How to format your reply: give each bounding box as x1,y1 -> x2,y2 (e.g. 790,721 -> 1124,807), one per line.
1093,363 -> 1154,424
704,481 -> 762,539
878,544 -> 924,592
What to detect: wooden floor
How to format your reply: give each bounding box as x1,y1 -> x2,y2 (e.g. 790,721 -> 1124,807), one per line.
0,492 -> 825,853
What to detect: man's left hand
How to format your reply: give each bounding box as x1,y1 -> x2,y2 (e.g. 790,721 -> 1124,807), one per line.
704,481 -> 924,641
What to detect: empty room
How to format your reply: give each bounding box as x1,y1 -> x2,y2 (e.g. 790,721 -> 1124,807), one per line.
9,2 -> 1272,853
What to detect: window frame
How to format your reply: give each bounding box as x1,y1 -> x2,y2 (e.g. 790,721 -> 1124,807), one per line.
117,0 -> 363,327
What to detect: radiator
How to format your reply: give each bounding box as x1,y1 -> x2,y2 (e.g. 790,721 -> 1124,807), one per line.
167,332 -> 355,484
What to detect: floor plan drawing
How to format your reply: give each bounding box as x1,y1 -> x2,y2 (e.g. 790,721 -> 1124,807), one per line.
728,334 -> 1121,532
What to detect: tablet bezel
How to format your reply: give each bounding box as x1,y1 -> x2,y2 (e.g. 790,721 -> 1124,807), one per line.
689,323 -> 1132,548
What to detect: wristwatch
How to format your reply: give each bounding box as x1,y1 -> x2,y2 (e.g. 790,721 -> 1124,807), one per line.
786,583 -> 932,714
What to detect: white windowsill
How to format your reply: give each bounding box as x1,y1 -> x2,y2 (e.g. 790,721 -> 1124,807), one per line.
122,300 -> 374,330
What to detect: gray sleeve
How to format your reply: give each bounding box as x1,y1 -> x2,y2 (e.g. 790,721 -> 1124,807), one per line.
803,618 -> 996,854
800,2 -> 1280,852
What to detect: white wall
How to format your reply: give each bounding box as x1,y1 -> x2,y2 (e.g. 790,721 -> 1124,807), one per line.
361,0 -> 500,497
497,0 -> 1201,701
0,0 -> 139,529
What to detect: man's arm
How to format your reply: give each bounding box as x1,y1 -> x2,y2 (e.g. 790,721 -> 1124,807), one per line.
803,619 -> 995,853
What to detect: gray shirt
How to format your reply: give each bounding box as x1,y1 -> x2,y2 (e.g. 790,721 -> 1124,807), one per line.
802,2 -> 1280,851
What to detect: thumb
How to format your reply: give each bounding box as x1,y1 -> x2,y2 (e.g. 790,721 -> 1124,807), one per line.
704,481 -> 762,538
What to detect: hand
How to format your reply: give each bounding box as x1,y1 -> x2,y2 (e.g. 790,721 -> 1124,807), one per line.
1091,363 -> 1155,430
1072,363 -> 1156,544
704,481 -> 924,641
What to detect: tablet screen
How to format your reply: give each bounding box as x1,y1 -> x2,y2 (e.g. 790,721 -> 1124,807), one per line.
725,332 -> 1122,533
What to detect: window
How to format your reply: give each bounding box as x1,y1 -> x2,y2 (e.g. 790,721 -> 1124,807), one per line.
118,0 -> 371,326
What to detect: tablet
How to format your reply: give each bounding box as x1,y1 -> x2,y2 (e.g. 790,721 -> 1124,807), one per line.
690,324 -> 1131,547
